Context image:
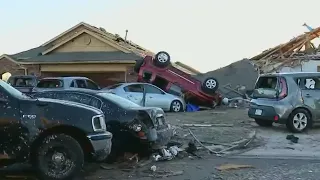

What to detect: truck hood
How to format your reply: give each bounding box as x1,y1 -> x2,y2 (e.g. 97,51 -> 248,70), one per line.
37,97 -> 103,114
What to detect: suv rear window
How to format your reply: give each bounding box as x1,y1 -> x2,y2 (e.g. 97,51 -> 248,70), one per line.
37,79 -> 63,88
8,77 -> 36,87
253,76 -> 287,99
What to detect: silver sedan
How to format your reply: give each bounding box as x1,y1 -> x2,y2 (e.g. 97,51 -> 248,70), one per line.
103,82 -> 186,112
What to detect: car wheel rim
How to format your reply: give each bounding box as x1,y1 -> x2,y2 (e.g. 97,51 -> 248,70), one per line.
158,53 -> 169,63
293,112 -> 308,130
41,147 -> 74,177
172,101 -> 181,112
205,79 -> 217,89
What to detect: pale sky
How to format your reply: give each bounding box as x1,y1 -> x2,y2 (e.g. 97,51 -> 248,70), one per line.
1,0 -> 320,73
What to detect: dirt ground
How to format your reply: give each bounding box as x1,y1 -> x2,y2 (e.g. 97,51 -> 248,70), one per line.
1,107 -> 257,180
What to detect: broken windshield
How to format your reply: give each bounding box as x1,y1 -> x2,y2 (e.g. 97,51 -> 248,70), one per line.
0,80 -> 31,99
97,92 -> 141,109
252,76 -> 279,99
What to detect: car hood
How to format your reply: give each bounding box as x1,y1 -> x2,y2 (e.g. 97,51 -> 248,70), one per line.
128,106 -> 164,113
37,97 -> 102,114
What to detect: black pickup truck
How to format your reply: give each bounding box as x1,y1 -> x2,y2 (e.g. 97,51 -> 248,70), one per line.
0,80 -> 112,180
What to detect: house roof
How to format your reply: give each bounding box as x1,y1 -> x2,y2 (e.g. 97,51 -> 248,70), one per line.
15,51 -> 140,64
250,24 -> 320,73
4,22 -> 154,64
2,22 -> 200,74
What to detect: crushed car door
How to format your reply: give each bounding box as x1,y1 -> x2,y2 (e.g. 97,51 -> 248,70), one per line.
144,84 -> 169,109
123,84 -> 144,106
0,85 -> 21,160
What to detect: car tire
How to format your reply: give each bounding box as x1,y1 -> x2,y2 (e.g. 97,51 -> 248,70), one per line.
286,109 -> 311,133
134,59 -> 144,73
153,51 -> 171,68
35,134 -> 84,180
255,119 -> 273,127
202,77 -> 219,94
170,100 -> 183,112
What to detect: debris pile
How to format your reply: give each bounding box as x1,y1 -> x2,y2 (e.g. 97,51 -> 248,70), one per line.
195,59 -> 257,107
250,23 -> 320,74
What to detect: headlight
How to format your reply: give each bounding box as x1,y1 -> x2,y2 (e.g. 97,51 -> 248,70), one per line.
91,114 -> 106,131
130,124 -> 142,132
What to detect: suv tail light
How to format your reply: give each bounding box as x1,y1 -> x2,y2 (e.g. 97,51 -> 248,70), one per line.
278,77 -> 288,100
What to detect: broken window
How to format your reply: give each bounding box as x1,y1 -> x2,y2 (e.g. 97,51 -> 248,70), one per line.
37,79 -> 63,88
75,79 -> 86,88
86,80 -> 99,90
301,77 -> 320,90
142,71 -> 152,82
9,77 -> 35,87
168,84 -> 183,97
124,84 -> 144,93
105,83 -> 122,89
145,84 -> 164,94
253,76 -> 280,99
255,76 -> 278,89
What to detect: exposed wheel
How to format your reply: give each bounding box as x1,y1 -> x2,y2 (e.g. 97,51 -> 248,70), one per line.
35,134 -> 84,180
153,51 -> 171,68
202,77 -> 219,94
170,100 -> 183,112
134,59 -> 144,73
286,109 -> 311,133
255,119 -> 273,127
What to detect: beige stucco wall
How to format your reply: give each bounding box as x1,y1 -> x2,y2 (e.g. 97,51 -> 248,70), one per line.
49,25 -> 87,47
52,33 -> 119,53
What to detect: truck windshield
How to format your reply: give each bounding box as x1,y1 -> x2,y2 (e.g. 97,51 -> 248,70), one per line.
0,80 -> 30,99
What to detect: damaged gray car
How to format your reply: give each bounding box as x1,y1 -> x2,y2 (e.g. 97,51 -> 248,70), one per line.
33,89 -> 175,161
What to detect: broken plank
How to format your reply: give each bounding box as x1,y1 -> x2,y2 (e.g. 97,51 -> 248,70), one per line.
216,164 -> 254,171
188,129 -> 218,154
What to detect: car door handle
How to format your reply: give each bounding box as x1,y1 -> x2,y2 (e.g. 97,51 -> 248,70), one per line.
149,96 -> 153,98
305,94 -> 311,97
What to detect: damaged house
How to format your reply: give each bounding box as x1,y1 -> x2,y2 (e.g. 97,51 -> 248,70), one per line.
197,24 -> 320,99
250,24 -> 320,73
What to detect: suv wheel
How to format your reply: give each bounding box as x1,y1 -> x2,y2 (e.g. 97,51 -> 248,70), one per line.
286,109 -> 311,133
170,100 -> 183,112
202,77 -> 219,94
154,51 -> 171,68
255,119 -> 273,127
134,59 -> 144,73
35,134 -> 84,180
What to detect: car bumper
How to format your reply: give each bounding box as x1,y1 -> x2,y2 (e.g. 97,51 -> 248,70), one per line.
87,131 -> 113,162
145,124 -> 175,149
248,105 -> 286,124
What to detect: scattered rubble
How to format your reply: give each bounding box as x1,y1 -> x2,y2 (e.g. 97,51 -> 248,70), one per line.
286,134 -> 299,143
195,59 -> 258,100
